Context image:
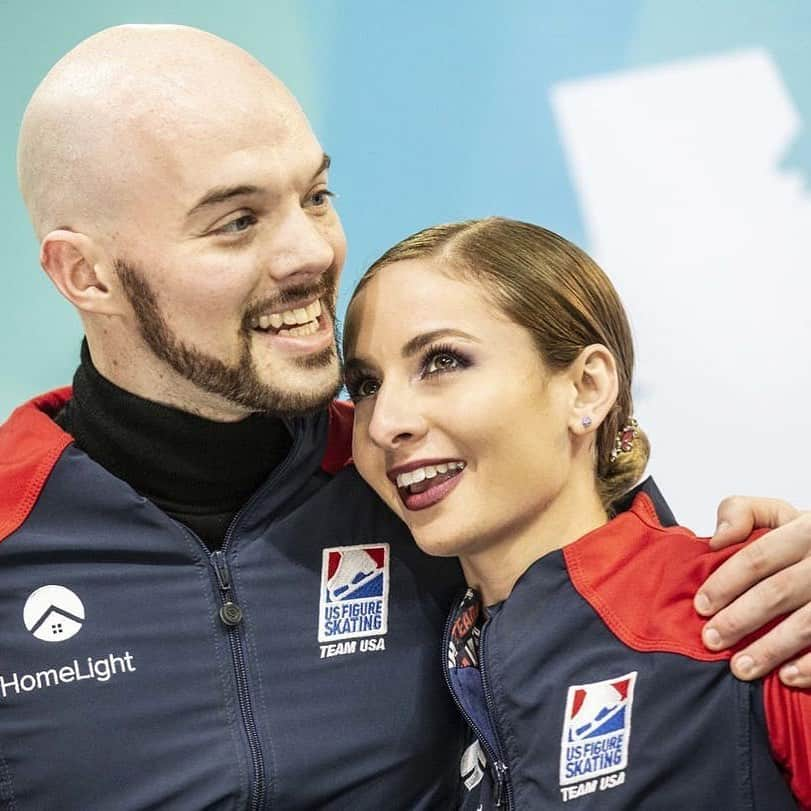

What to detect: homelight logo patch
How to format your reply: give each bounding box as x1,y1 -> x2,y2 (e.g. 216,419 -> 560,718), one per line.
23,585 -> 86,642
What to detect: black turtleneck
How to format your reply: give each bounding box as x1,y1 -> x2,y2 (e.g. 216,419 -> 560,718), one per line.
54,343 -> 293,549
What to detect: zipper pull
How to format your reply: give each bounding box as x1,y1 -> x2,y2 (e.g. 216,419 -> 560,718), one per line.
493,761 -> 509,808
212,550 -> 243,626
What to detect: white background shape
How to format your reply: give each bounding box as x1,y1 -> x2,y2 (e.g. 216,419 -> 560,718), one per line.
551,49 -> 811,532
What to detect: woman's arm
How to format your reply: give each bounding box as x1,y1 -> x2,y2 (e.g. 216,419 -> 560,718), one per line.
695,496 -> 811,686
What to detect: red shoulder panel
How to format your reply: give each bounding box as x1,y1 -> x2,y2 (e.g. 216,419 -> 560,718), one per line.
564,492 -> 770,661
762,673 -> 811,808
320,399 -> 354,475
0,388 -> 73,543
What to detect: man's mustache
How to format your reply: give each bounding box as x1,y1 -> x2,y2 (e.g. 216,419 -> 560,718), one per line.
242,271 -> 338,329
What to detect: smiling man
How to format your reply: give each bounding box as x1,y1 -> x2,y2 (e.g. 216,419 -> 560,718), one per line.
3,25 -> 464,809
19,29 -> 343,422
3,22 -> 811,811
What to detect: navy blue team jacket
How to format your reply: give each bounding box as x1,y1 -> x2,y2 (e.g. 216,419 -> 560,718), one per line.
449,480 -> 811,810
0,389 -> 466,810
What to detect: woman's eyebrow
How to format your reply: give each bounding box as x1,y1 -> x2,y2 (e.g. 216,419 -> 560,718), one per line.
343,356 -> 371,376
344,328 -> 480,374
400,329 -> 480,358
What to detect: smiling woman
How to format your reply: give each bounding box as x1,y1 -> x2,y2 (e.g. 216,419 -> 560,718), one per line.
342,217 -> 811,810
344,218 -> 648,583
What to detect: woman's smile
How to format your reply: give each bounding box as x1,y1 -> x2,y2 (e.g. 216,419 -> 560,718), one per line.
388,459 -> 467,511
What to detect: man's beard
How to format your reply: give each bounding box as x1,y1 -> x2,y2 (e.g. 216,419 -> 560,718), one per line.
114,259 -> 342,417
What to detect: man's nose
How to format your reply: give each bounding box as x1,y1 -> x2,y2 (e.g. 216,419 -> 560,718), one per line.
265,206 -> 337,284
367,383 -> 429,450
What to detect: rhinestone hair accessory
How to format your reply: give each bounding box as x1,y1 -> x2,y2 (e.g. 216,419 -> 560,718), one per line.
610,418 -> 639,463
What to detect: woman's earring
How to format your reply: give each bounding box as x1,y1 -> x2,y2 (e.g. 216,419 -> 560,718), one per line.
581,415 -> 593,428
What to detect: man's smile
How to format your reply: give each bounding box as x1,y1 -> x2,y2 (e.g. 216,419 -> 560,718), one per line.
249,298 -> 323,337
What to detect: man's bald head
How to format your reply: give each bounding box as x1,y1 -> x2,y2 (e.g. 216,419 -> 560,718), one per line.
18,25 -> 344,421
18,24 -> 303,241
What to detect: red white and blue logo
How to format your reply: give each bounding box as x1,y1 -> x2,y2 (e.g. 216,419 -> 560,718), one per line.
318,544 -> 389,643
559,671 -> 637,789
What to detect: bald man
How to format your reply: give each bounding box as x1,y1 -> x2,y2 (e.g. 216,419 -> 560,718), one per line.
5,25 -> 465,810
4,22 -> 811,811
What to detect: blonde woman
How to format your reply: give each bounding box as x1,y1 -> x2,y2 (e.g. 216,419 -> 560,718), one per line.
343,218 -> 811,809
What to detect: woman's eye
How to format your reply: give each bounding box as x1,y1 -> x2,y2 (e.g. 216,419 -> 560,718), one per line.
358,379 -> 379,397
351,378 -> 380,400
424,353 -> 460,374
218,214 -> 257,234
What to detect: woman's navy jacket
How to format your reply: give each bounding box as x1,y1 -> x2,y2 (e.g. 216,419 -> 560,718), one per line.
451,480 -> 811,810
0,389 -> 465,810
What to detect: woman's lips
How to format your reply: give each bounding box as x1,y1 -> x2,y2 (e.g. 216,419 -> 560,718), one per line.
399,467 -> 464,511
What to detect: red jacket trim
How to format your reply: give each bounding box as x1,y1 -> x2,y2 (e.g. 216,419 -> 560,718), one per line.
564,492 -> 771,662
0,388 -> 74,543
320,400 -> 354,475
763,671 -> 811,808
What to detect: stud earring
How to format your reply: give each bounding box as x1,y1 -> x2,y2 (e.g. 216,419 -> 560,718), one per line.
581,415 -> 593,428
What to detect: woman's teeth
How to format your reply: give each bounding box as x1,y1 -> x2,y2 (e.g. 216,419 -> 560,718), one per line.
254,299 -> 322,332
396,461 -> 466,489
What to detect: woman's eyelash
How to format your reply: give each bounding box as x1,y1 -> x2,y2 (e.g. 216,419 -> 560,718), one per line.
344,367 -> 379,401
344,344 -> 471,400
419,343 -> 472,377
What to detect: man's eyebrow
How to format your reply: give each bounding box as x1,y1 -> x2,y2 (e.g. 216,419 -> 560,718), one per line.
186,154 -> 331,218
401,329 -> 481,358
315,153 -> 331,177
186,185 -> 261,218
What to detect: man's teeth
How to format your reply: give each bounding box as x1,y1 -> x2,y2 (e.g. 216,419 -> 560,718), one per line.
283,321 -> 319,337
396,461 -> 466,489
255,299 -> 322,331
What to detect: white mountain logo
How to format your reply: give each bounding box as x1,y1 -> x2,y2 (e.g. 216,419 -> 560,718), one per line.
23,585 -> 86,642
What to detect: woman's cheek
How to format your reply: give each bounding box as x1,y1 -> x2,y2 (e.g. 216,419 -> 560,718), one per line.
352,436 -> 385,498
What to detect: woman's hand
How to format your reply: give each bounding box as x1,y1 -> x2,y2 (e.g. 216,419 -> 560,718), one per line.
695,496 -> 811,686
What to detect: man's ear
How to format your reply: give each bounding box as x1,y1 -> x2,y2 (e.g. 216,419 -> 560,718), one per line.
40,230 -> 121,316
568,344 -> 619,435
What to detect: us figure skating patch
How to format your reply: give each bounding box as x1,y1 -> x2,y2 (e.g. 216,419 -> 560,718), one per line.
318,544 -> 389,645
558,671 -> 636,802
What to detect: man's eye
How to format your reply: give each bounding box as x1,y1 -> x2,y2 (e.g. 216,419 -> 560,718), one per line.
307,189 -> 335,208
424,352 -> 460,374
218,214 -> 257,234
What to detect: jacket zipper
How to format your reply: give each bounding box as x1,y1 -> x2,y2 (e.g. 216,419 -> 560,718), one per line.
210,547 -> 266,811
479,619 -> 515,809
203,427 -> 306,810
441,606 -> 515,809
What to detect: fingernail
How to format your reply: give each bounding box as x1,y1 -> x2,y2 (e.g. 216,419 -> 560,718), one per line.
713,520 -> 731,537
695,593 -> 712,615
735,655 -> 755,677
703,627 -> 722,648
781,664 -> 800,684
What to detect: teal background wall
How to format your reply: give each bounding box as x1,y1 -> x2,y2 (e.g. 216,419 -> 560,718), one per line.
2,1 -> 809,529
